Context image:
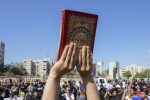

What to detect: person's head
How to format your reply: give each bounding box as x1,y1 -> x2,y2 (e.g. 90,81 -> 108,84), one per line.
140,89 -> 149,99
110,88 -> 118,97
33,89 -> 38,97
132,79 -> 135,83
38,81 -> 42,86
65,85 -> 70,94
99,88 -> 106,95
141,79 -> 144,83
116,85 -> 122,93
73,80 -> 76,84
13,82 -> 17,86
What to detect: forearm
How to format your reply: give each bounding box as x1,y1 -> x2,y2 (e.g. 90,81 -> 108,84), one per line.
121,93 -> 126,100
104,93 -> 108,99
42,73 -> 60,100
82,74 -> 100,100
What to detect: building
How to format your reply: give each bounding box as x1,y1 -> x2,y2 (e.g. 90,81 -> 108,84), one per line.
108,61 -> 120,80
34,58 -> 52,76
0,42 -> 5,66
96,61 -> 103,74
126,64 -> 148,76
22,58 -> 52,76
22,60 -> 35,76
120,68 -> 127,78
120,64 -> 150,77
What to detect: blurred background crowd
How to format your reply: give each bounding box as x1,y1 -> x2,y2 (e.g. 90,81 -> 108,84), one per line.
1,77 -> 150,100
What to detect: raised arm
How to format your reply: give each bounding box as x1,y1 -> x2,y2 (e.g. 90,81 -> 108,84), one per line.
76,46 -> 100,100
42,42 -> 78,100
122,88 -> 128,100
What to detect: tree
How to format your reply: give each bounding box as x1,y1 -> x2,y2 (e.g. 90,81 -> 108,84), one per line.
63,68 -> 79,78
123,71 -> 132,79
0,64 -> 4,74
134,69 -> 150,78
3,63 -> 27,76
144,69 -> 150,78
134,72 -> 145,78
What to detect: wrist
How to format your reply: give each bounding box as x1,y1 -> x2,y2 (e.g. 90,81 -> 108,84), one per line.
81,73 -> 94,83
81,72 -> 93,79
49,70 -> 61,81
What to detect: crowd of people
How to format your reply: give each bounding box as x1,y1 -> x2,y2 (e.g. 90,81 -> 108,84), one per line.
99,79 -> 150,100
58,78 -> 150,100
1,78 -> 150,100
0,78 -> 45,100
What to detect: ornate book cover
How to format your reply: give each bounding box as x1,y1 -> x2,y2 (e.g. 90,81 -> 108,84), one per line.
57,10 -> 98,61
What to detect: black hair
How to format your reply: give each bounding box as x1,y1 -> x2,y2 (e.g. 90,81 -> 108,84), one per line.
64,85 -> 70,90
33,88 -> 38,93
131,87 -> 136,91
141,89 -> 149,95
110,88 -> 118,94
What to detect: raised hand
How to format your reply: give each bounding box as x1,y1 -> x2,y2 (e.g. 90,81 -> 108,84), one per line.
50,42 -> 78,78
76,45 -> 100,100
76,46 -> 93,77
42,42 -> 78,100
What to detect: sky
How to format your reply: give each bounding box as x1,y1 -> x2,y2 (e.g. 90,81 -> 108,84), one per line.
0,0 -> 150,68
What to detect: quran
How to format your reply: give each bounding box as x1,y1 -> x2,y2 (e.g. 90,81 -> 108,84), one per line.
57,10 -> 98,61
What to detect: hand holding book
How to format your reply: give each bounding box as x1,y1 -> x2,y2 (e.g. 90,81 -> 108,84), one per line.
57,10 -> 98,61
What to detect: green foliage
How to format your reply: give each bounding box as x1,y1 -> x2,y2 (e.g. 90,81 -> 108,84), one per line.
0,64 -> 4,73
134,69 -> 150,78
63,69 -> 79,78
123,71 -> 132,78
1,63 -> 27,76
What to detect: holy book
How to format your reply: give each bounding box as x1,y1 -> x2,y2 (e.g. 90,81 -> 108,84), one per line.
57,10 -> 98,61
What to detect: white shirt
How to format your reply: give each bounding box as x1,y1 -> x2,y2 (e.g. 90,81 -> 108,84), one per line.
106,83 -> 113,90
62,93 -> 75,100
125,95 -> 132,100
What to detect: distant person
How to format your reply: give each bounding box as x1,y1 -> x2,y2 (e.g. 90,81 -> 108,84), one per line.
140,89 -> 150,100
79,80 -> 86,100
122,86 -> 137,100
116,84 -> 123,100
37,81 -> 44,99
10,82 -> 19,98
104,88 -> 119,100
62,85 -> 75,100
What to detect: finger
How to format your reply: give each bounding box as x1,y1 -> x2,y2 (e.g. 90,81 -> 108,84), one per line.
86,46 -> 91,70
77,50 -> 82,69
70,43 -> 77,68
82,46 -> 87,69
65,42 -> 74,66
60,45 -> 69,62
74,44 -> 80,65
